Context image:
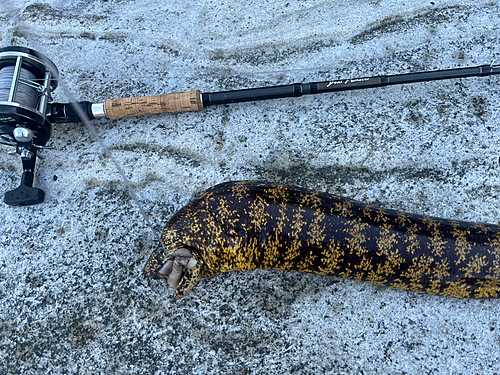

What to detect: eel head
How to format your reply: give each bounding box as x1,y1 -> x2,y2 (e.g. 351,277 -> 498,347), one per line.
143,227 -> 204,300
143,183 -> 247,299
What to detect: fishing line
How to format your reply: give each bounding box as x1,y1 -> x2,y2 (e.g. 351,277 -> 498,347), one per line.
46,56 -> 500,83
0,65 -> 39,106
0,3 -> 166,247
56,78 -> 167,248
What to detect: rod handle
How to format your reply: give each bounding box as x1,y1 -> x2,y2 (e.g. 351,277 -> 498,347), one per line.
104,90 -> 203,119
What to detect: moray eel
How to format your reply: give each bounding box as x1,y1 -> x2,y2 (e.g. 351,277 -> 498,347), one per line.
144,181 -> 500,299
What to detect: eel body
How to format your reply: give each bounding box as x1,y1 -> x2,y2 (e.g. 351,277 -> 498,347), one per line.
144,181 -> 500,299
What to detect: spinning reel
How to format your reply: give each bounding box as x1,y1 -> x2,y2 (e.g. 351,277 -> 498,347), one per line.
1,46 -> 499,207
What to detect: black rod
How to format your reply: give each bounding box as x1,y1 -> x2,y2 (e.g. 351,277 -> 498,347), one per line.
202,65 -> 500,106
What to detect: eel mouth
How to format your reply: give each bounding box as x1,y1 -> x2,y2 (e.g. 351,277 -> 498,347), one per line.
153,248 -> 198,288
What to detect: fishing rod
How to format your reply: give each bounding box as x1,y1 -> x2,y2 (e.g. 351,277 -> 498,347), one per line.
1,45 -> 499,206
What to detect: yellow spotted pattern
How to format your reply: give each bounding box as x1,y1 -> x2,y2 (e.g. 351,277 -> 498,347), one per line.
144,181 -> 500,299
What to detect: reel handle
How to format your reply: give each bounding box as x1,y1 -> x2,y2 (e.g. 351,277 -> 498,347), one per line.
4,145 -> 44,206
103,90 -> 203,119
4,177 -> 45,207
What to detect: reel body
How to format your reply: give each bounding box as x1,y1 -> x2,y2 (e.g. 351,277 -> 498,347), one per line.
0,46 -> 59,206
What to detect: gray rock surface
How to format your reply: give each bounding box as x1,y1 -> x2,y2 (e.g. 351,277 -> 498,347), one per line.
1,0 -> 500,374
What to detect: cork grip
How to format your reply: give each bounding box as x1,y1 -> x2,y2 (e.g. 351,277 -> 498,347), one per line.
104,90 -> 203,119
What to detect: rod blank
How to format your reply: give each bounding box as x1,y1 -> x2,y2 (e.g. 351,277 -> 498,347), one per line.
49,64 -> 500,123
202,65 -> 500,107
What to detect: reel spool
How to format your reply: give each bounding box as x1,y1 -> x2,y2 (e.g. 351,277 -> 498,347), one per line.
0,46 -> 59,206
